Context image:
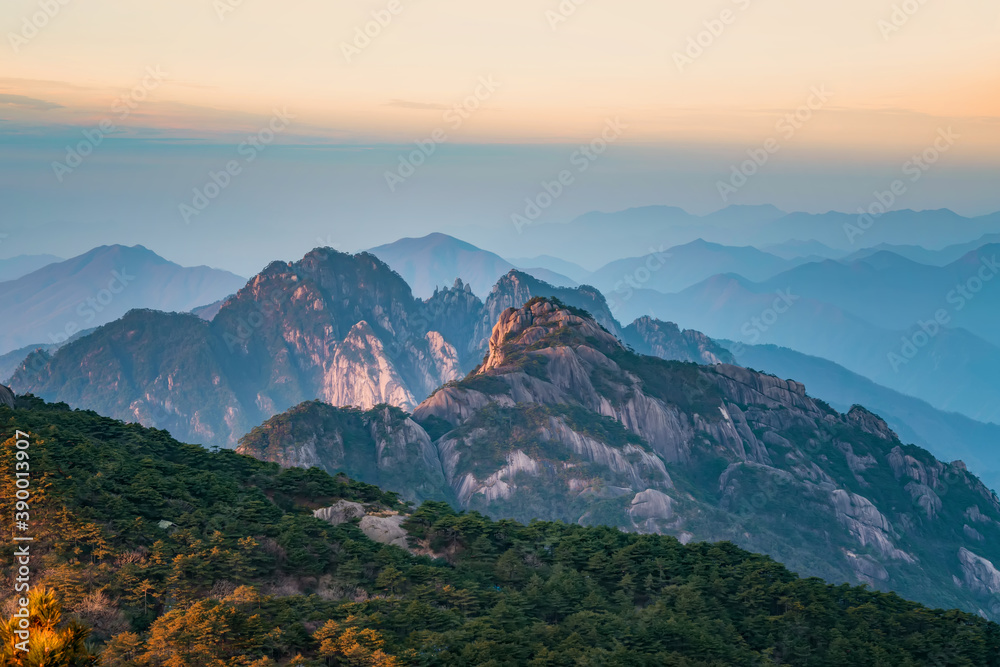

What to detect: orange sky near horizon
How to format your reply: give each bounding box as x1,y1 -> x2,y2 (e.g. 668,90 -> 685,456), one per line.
2,0 -> 998,155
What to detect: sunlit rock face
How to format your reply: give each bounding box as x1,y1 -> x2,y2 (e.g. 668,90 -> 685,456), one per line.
12,249 -> 462,447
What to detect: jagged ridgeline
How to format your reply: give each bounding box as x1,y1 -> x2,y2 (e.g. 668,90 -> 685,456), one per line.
240,298 -> 1000,623
9,249 -> 618,448
2,397 -> 999,665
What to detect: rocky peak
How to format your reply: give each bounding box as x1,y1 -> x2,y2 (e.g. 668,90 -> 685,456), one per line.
423,279 -> 484,363
247,299 -> 1000,622
13,249 -> 461,448
472,270 -> 621,356
215,248 -> 423,347
9,349 -> 52,389
481,297 -> 623,374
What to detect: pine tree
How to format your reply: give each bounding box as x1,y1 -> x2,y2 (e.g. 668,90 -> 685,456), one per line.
0,588 -> 97,666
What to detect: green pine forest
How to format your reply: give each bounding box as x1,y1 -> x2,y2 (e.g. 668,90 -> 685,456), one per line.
2,396 -> 999,666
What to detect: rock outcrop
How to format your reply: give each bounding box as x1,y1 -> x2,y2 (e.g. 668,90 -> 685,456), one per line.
470,271 -> 621,358
237,401 -> 448,503
359,514 -> 409,549
628,489 -> 675,532
0,384 -> 13,409
848,405 -> 899,441
321,321 -> 419,410
313,501 -> 412,550
313,500 -> 366,525
958,548 -> 1000,597
623,316 -> 735,365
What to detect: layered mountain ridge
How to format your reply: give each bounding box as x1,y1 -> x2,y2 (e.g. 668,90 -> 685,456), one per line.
11,250 -> 628,447
12,250 -> 463,446
0,244 -> 245,355
8,244 -> 1000,622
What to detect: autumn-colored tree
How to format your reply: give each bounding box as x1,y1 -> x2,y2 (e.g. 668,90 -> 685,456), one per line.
99,632 -> 142,667
0,587 -> 96,666
314,620 -> 399,667
136,599 -> 267,666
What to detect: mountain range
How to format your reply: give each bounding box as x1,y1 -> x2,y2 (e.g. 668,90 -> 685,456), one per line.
12,244 -> 1000,484
6,241 -> 1000,624
616,259 -> 1000,425
467,206 -> 1000,268
237,296 -> 1000,620
0,245 -> 246,355
368,234 -> 1000,427
9,244 -> 632,448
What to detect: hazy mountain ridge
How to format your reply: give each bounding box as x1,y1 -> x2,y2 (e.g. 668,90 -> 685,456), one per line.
590,239 -> 802,297
615,270 -> 1000,425
0,245 -> 246,355
749,244 -> 1000,347
368,232 -> 576,298
10,251 -> 620,448
505,254 -> 593,283
843,233 -> 1000,266
12,250 -> 464,446
470,206 -> 1000,268
0,253 -> 62,282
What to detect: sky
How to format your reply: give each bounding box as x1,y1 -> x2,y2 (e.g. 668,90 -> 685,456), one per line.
1,0 -> 999,273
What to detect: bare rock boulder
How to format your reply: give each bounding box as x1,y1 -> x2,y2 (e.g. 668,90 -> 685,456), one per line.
359,514 -> 409,549
313,500 -> 366,526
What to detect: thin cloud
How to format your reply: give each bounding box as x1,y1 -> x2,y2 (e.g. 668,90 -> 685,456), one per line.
384,99 -> 449,111
0,94 -> 63,110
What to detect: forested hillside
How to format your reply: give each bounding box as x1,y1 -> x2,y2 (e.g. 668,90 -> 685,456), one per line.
2,397 -> 999,665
